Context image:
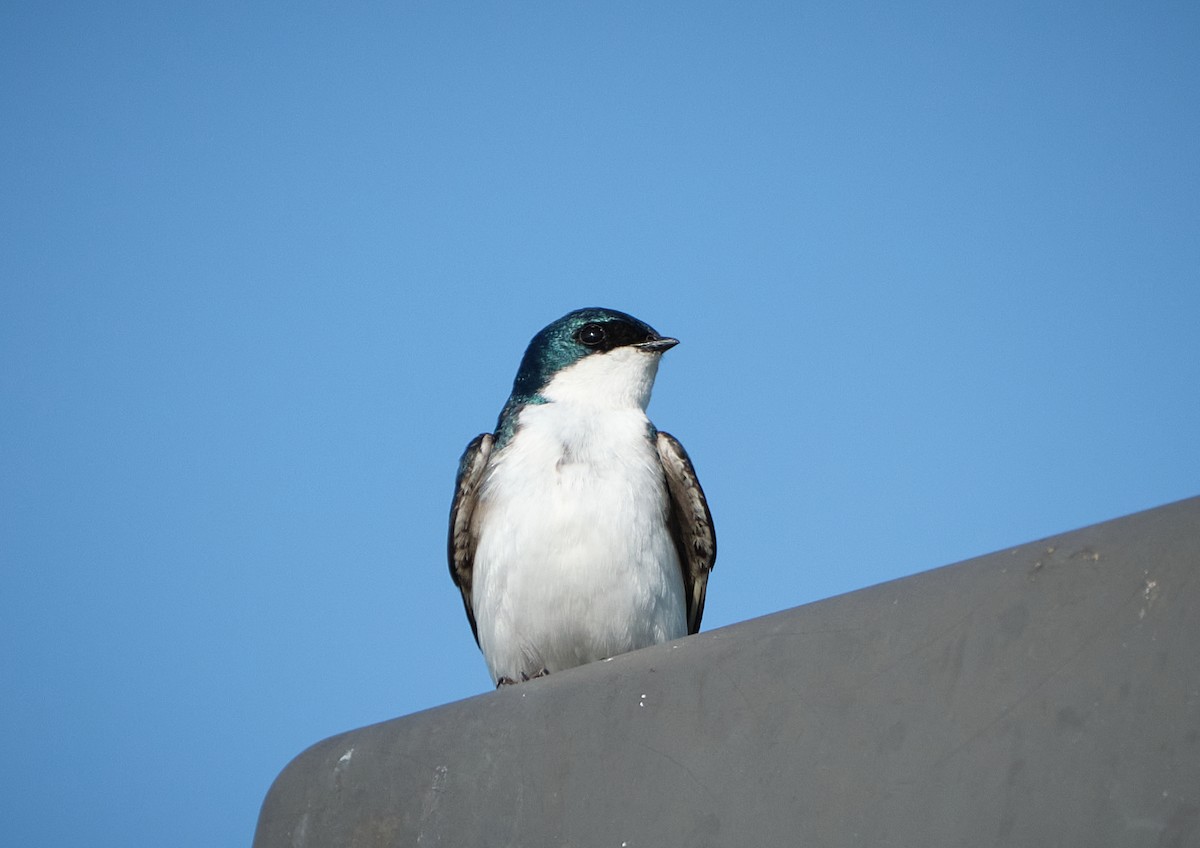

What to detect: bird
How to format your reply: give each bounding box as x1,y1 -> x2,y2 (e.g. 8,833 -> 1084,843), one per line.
448,307 -> 716,687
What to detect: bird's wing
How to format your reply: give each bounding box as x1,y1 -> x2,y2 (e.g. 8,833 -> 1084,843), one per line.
656,431 -> 716,634
448,432 -> 493,646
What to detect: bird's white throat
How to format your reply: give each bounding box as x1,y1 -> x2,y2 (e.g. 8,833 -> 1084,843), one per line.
539,346 -> 663,411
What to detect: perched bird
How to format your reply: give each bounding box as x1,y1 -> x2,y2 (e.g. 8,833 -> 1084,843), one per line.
448,307 -> 716,687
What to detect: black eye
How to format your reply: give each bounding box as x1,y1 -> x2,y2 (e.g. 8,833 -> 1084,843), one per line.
577,323 -> 607,347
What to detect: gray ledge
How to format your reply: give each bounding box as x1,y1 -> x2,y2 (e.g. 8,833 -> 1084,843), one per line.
255,496 -> 1200,847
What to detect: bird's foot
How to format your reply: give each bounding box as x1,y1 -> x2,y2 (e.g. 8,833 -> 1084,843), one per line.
495,668 -> 551,688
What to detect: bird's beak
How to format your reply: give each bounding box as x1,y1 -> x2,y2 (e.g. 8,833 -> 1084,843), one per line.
637,337 -> 679,353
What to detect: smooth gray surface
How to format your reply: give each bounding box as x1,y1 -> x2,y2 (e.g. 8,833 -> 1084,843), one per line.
254,497 -> 1200,847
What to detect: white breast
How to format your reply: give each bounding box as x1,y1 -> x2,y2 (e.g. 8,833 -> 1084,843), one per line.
470,349 -> 686,684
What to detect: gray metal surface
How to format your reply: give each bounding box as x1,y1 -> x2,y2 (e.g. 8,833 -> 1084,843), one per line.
254,497 -> 1200,847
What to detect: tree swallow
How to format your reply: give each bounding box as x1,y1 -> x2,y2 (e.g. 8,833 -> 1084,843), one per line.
449,307 -> 716,687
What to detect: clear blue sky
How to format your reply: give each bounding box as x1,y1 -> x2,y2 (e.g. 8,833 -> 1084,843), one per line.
2,3 -> 1197,845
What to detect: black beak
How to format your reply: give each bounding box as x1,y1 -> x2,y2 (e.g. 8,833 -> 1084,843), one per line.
636,336 -> 679,353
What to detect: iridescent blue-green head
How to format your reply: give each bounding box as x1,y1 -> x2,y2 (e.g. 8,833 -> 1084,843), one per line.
495,307 -> 678,442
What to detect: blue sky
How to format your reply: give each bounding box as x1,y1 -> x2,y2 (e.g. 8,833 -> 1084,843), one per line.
2,3 -> 1198,845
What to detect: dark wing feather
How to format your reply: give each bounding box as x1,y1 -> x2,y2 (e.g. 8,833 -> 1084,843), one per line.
656,431 -> 716,634
448,433 -> 493,645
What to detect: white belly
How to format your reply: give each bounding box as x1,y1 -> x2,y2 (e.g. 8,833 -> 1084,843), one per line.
471,406 -> 686,683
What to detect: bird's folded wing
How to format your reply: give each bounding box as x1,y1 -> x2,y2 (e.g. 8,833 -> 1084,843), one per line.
448,432 -> 493,645
656,431 -> 716,634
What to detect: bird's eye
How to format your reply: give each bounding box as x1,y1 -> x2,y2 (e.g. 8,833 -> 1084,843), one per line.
577,323 -> 607,347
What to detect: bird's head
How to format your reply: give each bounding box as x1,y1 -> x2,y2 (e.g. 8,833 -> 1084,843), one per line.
505,307 -> 678,418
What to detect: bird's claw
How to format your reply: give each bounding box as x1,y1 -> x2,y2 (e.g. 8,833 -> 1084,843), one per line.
495,668 -> 551,688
